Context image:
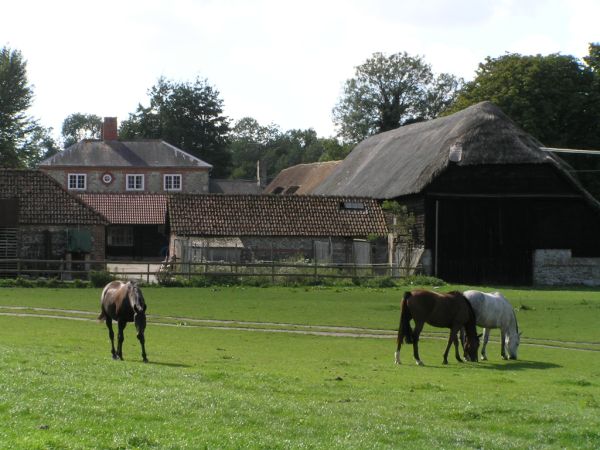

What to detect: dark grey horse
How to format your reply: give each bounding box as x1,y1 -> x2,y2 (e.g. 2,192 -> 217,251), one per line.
99,280 -> 148,362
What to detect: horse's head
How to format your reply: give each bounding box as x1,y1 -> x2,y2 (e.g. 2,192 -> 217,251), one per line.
127,281 -> 147,315
464,332 -> 481,362
506,331 -> 521,360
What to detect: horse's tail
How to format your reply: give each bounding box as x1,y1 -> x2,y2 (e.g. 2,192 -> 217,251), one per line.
397,291 -> 414,350
98,309 -> 106,322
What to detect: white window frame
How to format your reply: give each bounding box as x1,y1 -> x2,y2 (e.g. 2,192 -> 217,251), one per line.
163,174 -> 182,191
68,173 -> 87,190
126,174 -> 145,191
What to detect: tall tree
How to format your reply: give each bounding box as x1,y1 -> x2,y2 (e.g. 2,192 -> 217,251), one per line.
0,46 -> 57,168
61,113 -> 102,147
228,117 -> 281,179
332,52 -> 462,144
0,47 -> 32,167
448,47 -> 600,149
120,77 -> 231,177
228,117 -> 351,180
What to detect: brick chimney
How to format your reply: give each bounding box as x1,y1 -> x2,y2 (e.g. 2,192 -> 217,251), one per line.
101,117 -> 118,140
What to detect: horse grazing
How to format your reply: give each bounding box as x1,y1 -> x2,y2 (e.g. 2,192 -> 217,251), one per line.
463,290 -> 521,360
98,280 -> 148,362
395,290 -> 480,366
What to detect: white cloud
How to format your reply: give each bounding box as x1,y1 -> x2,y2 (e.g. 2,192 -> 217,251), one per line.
1,0 -> 596,141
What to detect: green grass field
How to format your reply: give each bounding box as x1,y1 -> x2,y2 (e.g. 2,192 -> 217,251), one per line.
0,285 -> 599,449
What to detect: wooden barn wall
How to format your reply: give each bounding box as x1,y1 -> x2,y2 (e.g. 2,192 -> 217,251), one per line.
425,163 -> 579,196
414,163 -> 600,284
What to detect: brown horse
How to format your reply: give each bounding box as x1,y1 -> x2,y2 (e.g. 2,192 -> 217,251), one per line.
99,280 -> 148,362
394,289 -> 480,366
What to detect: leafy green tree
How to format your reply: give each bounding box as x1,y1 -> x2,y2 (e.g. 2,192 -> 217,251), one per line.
228,118 -> 350,179
0,46 -> 58,168
120,77 -> 231,177
61,113 -> 102,147
448,47 -> 600,149
228,117 -> 281,179
332,52 -> 462,144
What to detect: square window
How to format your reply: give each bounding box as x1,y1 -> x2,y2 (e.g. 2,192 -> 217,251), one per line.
68,174 -> 86,190
108,226 -> 133,247
164,174 -> 182,191
126,174 -> 144,191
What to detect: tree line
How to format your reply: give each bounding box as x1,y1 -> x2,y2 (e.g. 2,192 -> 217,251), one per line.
1,43 -> 600,182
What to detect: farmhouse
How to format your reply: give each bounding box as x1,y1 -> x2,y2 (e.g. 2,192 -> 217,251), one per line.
39,117 -> 213,194
166,194 -> 388,265
315,101 -> 600,285
0,169 -> 107,273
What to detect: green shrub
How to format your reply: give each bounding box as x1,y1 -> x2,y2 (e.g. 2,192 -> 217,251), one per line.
89,271 -> 115,288
402,274 -> 445,286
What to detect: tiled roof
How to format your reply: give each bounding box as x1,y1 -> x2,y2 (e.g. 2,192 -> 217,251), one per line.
0,170 -> 107,225
39,140 -> 213,169
168,194 -> 388,237
78,193 -> 167,225
264,161 -> 342,195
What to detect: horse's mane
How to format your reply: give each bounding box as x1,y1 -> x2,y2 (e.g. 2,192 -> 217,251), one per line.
459,292 -> 478,331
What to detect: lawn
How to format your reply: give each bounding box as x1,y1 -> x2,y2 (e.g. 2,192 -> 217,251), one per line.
0,285 -> 599,449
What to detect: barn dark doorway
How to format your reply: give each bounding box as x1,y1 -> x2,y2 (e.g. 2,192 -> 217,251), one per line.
433,197 -> 533,285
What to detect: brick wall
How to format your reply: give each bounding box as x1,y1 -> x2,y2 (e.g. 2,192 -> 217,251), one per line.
533,249 -> 600,286
19,225 -> 105,261
42,168 -> 210,194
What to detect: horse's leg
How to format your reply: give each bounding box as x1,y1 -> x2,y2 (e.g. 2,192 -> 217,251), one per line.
443,326 -> 461,365
481,328 -> 490,360
137,330 -> 148,363
117,320 -> 127,361
500,329 -> 507,360
452,328 -> 464,363
412,322 -> 425,366
105,318 -> 117,360
459,327 -> 467,359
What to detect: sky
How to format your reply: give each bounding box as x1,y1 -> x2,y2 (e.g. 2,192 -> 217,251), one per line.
2,0 -> 599,142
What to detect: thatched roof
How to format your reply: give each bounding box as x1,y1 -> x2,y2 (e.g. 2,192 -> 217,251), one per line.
314,102 -> 555,199
264,161 -> 342,195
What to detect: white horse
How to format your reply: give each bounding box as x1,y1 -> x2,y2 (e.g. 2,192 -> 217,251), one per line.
463,290 -> 521,360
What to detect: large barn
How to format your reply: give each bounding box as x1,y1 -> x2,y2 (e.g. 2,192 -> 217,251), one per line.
315,101 -> 600,285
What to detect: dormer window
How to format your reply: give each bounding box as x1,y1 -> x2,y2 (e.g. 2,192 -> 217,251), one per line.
340,201 -> 365,210
68,173 -> 86,190
126,174 -> 144,191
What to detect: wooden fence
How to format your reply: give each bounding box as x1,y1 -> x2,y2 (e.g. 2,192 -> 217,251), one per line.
0,258 -> 420,284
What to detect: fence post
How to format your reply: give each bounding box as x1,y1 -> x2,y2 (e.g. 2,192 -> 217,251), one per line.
271,259 -> 275,283
314,259 -> 318,283
147,263 -> 150,284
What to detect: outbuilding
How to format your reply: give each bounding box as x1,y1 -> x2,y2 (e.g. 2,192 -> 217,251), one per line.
315,101 -> 600,285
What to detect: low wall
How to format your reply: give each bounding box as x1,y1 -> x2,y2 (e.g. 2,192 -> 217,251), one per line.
533,249 -> 600,286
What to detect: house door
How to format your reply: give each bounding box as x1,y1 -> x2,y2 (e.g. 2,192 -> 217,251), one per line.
434,198 -> 532,285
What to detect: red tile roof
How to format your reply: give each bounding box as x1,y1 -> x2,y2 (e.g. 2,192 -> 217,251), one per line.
0,170 -> 107,225
78,193 -> 167,225
168,194 -> 388,237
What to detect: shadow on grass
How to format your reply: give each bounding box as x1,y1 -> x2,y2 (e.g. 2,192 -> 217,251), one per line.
481,360 -> 561,371
144,361 -> 192,368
